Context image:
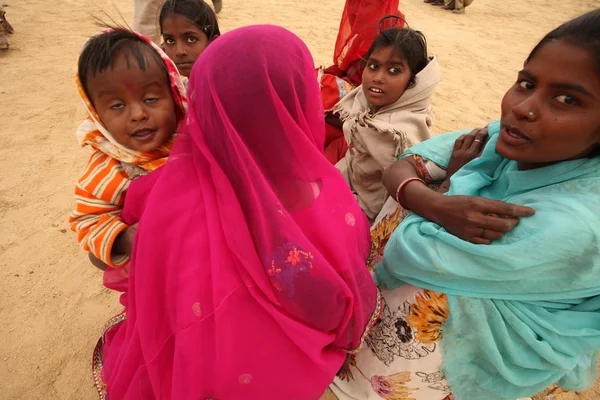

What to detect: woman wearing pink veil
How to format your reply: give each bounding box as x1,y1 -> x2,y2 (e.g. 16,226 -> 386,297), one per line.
92,25 -> 381,399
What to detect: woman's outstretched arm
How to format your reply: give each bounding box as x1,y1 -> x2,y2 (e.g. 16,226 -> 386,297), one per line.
383,128 -> 534,244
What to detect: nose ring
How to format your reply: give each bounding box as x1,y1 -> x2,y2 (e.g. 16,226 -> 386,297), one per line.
528,111 -> 535,117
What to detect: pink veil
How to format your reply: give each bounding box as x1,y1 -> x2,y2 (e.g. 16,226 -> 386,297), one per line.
101,25 -> 378,399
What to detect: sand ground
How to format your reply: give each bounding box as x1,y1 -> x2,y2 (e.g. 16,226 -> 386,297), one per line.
0,0 -> 599,399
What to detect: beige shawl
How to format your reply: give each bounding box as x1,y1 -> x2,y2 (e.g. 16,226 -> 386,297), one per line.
334,56 -> 441,222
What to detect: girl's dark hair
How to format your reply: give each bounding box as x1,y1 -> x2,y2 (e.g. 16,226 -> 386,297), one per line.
78,28 -> 166,101
365,16 -> 429,87
526,8 -> 600,74
159,0 -> 220,41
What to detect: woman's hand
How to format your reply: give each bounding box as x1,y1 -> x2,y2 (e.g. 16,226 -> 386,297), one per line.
430,195 -> 535,244
446,127 -> 489,178
438,127 -> 489,193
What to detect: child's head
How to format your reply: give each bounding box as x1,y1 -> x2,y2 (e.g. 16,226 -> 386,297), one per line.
160,0 -> 220,77
362,18 -> 428,111
78,29 -> 178,153
498,8 -> 600,170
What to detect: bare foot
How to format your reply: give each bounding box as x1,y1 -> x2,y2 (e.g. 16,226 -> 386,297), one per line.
441,0 -> 454,9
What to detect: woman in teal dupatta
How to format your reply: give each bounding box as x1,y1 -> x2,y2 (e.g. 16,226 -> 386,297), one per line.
331,8 -> 600,400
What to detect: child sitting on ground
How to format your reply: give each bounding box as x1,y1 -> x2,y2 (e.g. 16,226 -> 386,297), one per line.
159,0 -> 220,78
333,18 -> 440,222
69,28 -> 187,268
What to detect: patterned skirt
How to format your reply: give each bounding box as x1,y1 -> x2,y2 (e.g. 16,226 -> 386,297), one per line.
330,198 -> 533,400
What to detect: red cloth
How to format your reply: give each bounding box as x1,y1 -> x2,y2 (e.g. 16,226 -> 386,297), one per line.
324,133 -> 349,164
320,0 -> 405,164
321,73 -> 350,163
333,0 -> 405,85
321,72 -> 352,111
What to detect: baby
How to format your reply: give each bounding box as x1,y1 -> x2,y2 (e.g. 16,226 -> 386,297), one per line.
69,28 -> 187,268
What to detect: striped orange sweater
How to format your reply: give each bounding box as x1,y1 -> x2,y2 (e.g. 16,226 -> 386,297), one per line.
69,151 -> 133,268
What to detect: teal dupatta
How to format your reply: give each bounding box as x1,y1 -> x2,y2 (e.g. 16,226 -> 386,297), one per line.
376,121 -> 600,399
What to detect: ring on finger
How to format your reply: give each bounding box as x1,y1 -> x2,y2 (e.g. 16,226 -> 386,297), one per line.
487,212 -> 501,218
474,139 -> 483,143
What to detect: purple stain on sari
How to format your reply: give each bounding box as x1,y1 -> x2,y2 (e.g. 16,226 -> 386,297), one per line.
267,243 -> 313,296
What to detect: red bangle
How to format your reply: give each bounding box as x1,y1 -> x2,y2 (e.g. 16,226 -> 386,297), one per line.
395,177 -> 426,210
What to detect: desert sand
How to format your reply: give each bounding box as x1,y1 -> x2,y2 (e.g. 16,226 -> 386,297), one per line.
0,0 -> 599,399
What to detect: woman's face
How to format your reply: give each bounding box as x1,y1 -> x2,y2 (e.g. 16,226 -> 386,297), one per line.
498,40 -> 600,170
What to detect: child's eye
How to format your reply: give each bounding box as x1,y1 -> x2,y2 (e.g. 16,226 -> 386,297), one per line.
144,98 -> 158,104
555,94 -> 579,105
186,36 -> 198,43
164,38 -> 175,45
368,63 -> 379,70
518,80 -> 534,90
388,67 -> 401,75
110,103 -> 124,110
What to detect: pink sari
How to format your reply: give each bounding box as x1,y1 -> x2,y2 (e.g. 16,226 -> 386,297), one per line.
94,25 -> 380,399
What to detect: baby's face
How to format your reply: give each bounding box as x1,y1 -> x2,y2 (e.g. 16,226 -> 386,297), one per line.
86,53 -> 178,153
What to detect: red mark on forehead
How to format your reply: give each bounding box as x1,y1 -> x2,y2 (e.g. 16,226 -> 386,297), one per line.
122,79 -> 137,94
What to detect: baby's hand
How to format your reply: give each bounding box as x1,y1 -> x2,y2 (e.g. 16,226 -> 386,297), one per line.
113,223 -> 139,256
88,252 -> 108,271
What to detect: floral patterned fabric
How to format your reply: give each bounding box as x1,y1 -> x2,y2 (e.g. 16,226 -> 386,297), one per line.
331,198 -> 454,400
330,157 -> 534,400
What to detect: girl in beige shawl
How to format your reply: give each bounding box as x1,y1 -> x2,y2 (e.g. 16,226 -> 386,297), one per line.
334,25 -> 441,222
